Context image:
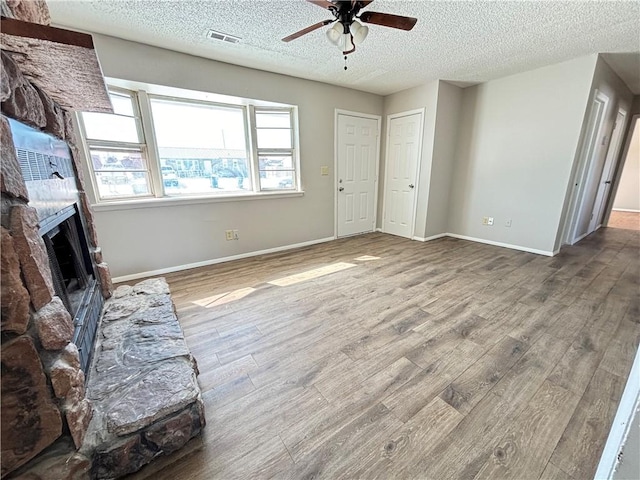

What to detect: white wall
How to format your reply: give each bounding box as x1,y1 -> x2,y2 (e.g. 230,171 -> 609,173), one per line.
447,55 -> 597,254
86,35 -> 383,279
613,121 -> 640,212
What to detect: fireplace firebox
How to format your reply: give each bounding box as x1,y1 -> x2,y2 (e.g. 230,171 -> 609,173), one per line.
11,117 -> 103,375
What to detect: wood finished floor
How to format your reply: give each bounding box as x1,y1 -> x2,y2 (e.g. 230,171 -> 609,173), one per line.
130,227 -> 639,480
608,211 -> 640,231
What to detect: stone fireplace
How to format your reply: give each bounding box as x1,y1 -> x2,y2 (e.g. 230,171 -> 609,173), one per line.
1,2 -> 205,478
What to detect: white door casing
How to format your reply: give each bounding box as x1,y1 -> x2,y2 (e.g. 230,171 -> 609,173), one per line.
590,109 -> 627,232
336,112 -> 380,238
382,110 -> 424,239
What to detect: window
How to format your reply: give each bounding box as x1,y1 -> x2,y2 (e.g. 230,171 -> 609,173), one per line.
78,86 -> 299,201
253,108 -> 296,190
81,89 -> 152,199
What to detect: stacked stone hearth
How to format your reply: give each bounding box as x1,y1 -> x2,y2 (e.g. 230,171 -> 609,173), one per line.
85,278 -> 205,478
1,1 -> 205,478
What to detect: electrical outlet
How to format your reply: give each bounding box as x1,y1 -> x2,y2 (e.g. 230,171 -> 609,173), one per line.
233,229 -> 239,240
225,230 -> 234,241
488,217 -> 494,226
505,219 -> 512,227
482,217 -> 489,225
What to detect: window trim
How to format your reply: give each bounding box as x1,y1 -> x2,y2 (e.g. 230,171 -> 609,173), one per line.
78,85 -> 300,203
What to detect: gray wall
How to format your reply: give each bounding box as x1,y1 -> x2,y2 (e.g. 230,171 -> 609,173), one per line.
85,35 -> 383,279
425,81 -> 463,238
447,55 -> 597,254
379,80 -> 439,238
556,56 -> 635,247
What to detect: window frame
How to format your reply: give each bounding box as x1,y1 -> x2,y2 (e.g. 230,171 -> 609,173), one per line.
78,85 -> 300,203
78,87 -> 156,200
250,106 -> 298,191
147,93 -> 254,195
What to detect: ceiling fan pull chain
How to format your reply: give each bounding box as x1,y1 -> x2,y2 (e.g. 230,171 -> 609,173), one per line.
344,55 -> 348,71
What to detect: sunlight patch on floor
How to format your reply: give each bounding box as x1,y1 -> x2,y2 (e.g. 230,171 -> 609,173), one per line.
268,262 -> 357,287
193,287 -> 256,308
354,255 -> 381,261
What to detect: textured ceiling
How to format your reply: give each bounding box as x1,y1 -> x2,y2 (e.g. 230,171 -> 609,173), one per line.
48,0 -> 640,96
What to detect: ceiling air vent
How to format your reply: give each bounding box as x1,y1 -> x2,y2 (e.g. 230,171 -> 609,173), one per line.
206,30 -> 241,44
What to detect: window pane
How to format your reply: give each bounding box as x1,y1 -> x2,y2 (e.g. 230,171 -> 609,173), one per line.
151,98 -> 251,195
256,111 -> 291,128
159,155 -> 251,195
259,155 -> 294,170
151,98 -> 247,150
90,149 -> 150,199
256,129 -> 291,149
259,170 -> 294,190
83,112 -> 140,143
110,92 -> 135,116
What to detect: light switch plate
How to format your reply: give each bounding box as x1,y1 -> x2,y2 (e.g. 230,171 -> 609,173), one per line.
320,166 -> 329,176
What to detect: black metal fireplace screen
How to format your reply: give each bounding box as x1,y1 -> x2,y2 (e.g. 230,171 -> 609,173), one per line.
40,205 -> 103,375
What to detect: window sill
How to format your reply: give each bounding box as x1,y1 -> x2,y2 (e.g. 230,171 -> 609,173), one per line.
91,190 -> 305,212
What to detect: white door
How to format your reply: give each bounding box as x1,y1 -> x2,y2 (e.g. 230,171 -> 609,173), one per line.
383,111 -> 423,238
336,114 -> 380,237
589,109 -> 627,231
569,90 -> 609,244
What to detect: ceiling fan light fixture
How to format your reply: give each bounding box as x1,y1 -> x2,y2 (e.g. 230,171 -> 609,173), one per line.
350,20 -> 368,45
326,21 -> 342,45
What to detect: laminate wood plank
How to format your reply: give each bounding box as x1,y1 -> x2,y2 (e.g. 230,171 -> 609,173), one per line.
201,373 -> 255,410
505,300 -> 566,346
547,309 -> 619,396
539,461 -> 573,480
549,368 -> 625,480
598,318 -> 640,378
382,339 -> 486,422
440,335 -> 527,414
197,354 -> 258,391
281,357 -> 420,461
473,380 -> 580,480
282,403 -> 403,480
343,397 -> 464,479
206,384 -> 328,465
248,329 -> 363,391
490,333 -> 570,402
418,392 -> 525,479
467,301 -> 535,346
352,332 -> 425,380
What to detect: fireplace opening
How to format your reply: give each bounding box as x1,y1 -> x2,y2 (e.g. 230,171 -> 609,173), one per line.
41,205 -> 103,375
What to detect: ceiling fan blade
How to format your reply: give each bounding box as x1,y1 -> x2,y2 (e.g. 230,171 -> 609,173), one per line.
306,0 -> 335,9
282,19 -> 335,42
359,11 -> 417,31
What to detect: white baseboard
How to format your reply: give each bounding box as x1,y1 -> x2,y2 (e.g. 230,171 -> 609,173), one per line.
413,233 -> 447,242
594,348 -> 640,480
445,233 -> 556,256
111,236 -> 336,283
612,208 -> 640,213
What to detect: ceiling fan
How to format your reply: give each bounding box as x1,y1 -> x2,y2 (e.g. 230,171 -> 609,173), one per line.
282,0 -> 417,57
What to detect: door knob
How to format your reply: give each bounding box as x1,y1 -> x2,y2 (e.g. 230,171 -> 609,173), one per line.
338,187 -> 344,192
409,184 -> 414,189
